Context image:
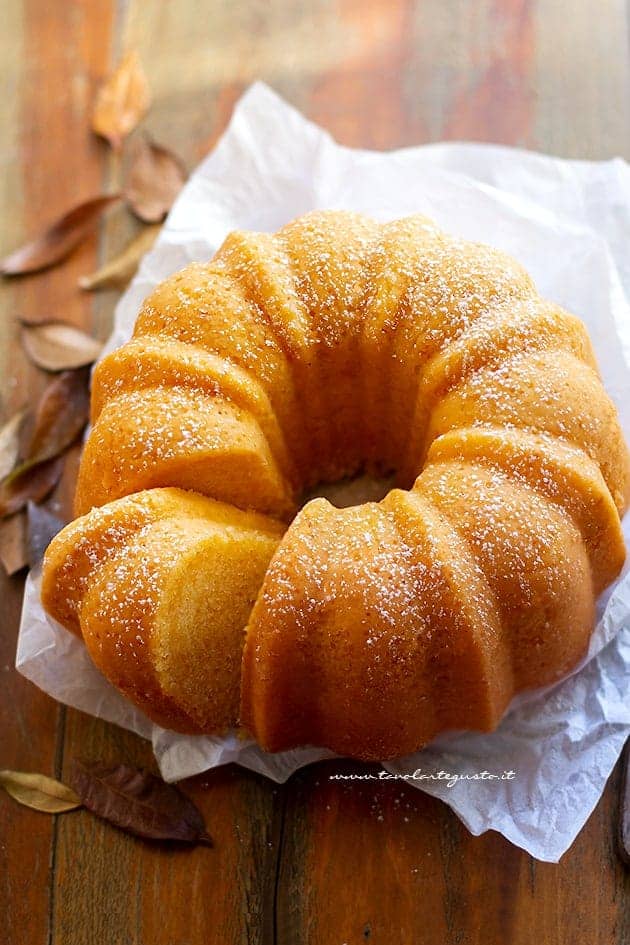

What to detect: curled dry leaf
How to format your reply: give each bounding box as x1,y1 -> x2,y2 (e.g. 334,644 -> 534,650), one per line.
0,456 -> 64,519
26,501 -> 65,566
70,760 -> 212,845
125,137 -> 187,223
0,368 -> 90,519
0,195 -> 121,276
79,225 -> 160,291
21,367 -> 91,468
21,321 -> 103,372
92,51 -> 151,150
19,312 -> 65,326
0,513 -> 28,575
0,410 -> 26,481
0,769 -> 81,813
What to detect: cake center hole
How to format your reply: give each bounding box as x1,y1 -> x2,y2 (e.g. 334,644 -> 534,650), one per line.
301,472 -> 395,509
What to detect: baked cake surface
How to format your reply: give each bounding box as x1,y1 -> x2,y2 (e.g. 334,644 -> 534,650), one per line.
42,211 -> 628,759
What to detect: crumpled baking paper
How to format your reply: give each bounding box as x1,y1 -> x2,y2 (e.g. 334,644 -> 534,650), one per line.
16,82 -> 630,862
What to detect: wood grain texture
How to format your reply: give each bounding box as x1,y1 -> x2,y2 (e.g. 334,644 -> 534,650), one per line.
277,760 -> 630,945
0,2 -> 113,944
53,716 -> 281,945
1,1 -> 629,944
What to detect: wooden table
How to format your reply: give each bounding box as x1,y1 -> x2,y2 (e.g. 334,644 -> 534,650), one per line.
1,2 -> 629,942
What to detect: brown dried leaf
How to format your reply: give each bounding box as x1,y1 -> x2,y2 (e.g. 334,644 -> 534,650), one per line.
0,456 -> 64,519
0,410 -> 26,480
0,195 -> 121,276
18,312 -> 62,326
70,761 -> 212,845
79,225 -> 160,291
0,513 -> 28,575
21,322 -> 103,372
26,501 -> 65,566
22,367 -> 91,467
0,769 -> 81,813
0,369 -> 90,519
125,137 -> 187,223
92,51 -> 151,150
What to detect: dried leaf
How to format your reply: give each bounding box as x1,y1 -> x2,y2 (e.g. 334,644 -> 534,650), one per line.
26,501 -> 65,566
0,513 -> 28,575
0,769 -> 81,813
0,369 -> 90,519
70,761 -> 212,845
0,456 -> 64,519
125,137 -> 187,223
92,51 -> 151,150
19,312 -> 64,326
21,322 -> 103,372
0,410 -> 26,480
79,225 -> 160,291
21,367 -> 90,467
0,195 -> 121,276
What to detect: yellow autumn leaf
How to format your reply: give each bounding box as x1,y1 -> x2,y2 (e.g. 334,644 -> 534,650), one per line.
92,51 -> 151,150
0,769 -> 82,813
79,225 -> 160,291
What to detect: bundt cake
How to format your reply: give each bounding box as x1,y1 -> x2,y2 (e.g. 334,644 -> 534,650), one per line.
41,210 -> 629,760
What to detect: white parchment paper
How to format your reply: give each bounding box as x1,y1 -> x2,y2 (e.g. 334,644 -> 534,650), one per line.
16,83 -> 630,862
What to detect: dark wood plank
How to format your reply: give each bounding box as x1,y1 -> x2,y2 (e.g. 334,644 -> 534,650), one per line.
277,759 -> 630,944
0,2 -> 114,944
0,573 -> 59,945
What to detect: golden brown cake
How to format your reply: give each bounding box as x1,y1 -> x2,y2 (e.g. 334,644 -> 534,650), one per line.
42,210 -> 629,760
41,488 -> 283,733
